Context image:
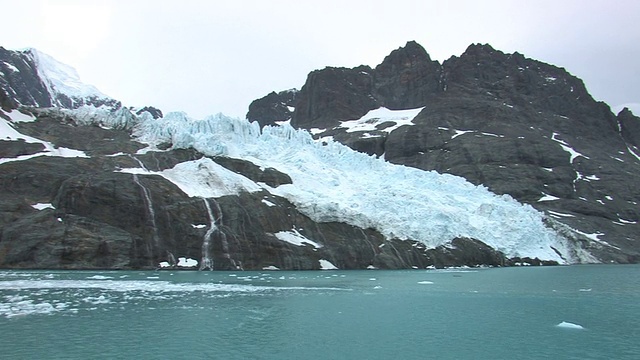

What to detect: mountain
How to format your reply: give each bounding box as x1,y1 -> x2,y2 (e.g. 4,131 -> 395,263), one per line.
0,44 -> 637,271
249,41 -> 640,264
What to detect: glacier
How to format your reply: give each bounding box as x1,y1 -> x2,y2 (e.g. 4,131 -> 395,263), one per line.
129,111 -> 587,264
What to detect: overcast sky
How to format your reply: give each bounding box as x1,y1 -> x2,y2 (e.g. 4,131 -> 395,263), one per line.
2,0 -> 639,118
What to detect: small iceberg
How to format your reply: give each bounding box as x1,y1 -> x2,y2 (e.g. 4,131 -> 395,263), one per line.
556,321 -> 585,330
417,281 -> 434,285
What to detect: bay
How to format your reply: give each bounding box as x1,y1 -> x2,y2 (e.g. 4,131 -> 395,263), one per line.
0,265 -> 638,359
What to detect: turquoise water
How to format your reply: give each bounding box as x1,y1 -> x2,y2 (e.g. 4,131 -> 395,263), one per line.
0,265 -> 638,359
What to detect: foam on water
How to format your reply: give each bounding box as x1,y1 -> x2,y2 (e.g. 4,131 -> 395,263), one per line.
0,276 -> 349,318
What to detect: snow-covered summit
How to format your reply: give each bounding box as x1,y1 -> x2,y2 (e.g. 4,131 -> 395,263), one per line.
23,48 -> 109,103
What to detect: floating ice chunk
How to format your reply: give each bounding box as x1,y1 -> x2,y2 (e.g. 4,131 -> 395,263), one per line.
158,261 -> 171,268
262,265 -> 280,270
319,259 -> 338,270
418,281 -> 434,284
556,321 -> 585,330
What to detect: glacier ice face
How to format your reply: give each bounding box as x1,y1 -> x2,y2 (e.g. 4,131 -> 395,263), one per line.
134,112 -> 583,263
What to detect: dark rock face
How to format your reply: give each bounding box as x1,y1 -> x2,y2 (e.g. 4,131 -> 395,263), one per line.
136,106 -> 163,119
373,40 -> 442,109
212,157 -> 292,187
246,89 -> 298,127
618,108 -> 640,148
0,47 -> 52,108
250,41 -> 640,263
292,66 -> 378,129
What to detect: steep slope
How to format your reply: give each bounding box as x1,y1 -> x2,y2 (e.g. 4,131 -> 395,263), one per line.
0,47 -> 119,110
248,41 -> 640,263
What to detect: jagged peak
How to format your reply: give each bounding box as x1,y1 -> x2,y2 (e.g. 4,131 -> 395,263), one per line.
462,43 -> 498,56
377,40 -> 433,68
617,106 -> 640,120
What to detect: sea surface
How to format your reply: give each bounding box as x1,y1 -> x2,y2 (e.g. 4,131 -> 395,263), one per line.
0,265 -> 638,359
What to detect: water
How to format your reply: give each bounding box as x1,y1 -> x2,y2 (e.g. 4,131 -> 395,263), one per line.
0,265 -> 638,359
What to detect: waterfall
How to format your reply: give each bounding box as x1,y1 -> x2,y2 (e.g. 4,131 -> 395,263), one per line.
209,199 -> 237,267
200,198 -> 216,270
132,174 -> 160,251
166,251 -> 177,267
200,198 -> 240,270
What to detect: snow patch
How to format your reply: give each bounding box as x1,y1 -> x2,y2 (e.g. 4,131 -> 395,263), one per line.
261,199 -> 277,207
2,61 -> 20,73
338,107 -> 423,134
547,210 -> 575,218
551,133 -> 588,163
452,129 -> 474,139
6,109 -> 36,123
275,229 -> 323,248
32,203 -> 55,210
119,157 -> 261,198
0,118 -> 88,164
538,194 -> 560,202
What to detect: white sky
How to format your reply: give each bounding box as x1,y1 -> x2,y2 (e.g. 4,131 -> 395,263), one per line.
1,0 -> 639,118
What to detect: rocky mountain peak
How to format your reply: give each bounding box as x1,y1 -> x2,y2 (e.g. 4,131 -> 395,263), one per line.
377,40 -> 433,67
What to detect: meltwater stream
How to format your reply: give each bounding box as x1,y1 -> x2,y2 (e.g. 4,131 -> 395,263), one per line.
1,265 -> 638,359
